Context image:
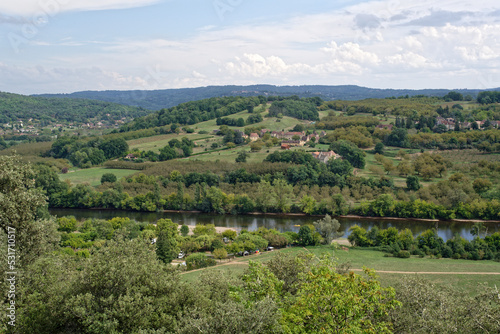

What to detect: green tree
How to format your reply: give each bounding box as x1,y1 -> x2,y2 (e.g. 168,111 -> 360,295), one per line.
57,216 -> 77,232
406,175 -> 421,191
213,248 -> 228,262
99,137 -> 129,159
235,151 -> 248,163
472,178 -> 492,194
180,224 -> 190,237
281,258 -> 400,334
273,178 -> 294,213
313,214 -> 341,245
298,225 -> 314,246
156,218 -> 179,264
299,195 -> 317,215
374,142 -> 384,154
17,238 -> 184,334
331,140 -> 366,169
0,156 -> 59,266
236,118 -> 245,127
256,180 -> 277,213
100,172 -> 117,184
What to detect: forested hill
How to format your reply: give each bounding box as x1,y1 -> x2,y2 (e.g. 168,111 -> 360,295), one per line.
37,85 -> 499,111
0,91 -> 149,124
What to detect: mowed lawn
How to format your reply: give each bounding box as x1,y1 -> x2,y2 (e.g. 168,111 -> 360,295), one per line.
180,245 -> 500,294
59,168 -> 137,186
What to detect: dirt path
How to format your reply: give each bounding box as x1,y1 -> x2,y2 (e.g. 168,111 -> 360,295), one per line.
350,269 -> 500,275
178,251 -> 270,275
179,254 -> 500,276
180,261 -> 500,276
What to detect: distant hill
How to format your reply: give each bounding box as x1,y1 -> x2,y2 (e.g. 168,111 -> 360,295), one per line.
36,85 -> 498,110
0,91 -> 150,124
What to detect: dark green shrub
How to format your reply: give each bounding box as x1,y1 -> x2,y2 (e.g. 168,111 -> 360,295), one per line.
397,250 -> 411,258
185,253 -> 216,270
101,173 -> 117,184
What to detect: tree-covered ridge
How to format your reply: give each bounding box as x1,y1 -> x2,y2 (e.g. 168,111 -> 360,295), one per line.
38,84 -> 498,110
322,96 -> 442,117
0,91 -> 149,124
119,95 -> 322,132
267,97 -> 321,120
120,96 -> 264,131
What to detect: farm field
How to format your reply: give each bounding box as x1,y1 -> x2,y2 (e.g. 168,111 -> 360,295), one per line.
180,244 -> 500,295
60,167 -> 137,186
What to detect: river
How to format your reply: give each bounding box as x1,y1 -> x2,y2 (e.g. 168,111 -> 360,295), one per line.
49,208 -> 500,242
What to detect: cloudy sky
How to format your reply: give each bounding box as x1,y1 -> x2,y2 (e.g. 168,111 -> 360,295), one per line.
1,0 -> 499,94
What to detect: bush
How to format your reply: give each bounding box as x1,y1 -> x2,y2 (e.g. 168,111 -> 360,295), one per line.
180,224 -> 189,237
397,250 -> 411,258
185,253 -> 216,270
101,173 -> 117,184
57,216 -> 77,233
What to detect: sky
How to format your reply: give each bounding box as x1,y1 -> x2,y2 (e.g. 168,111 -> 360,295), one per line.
0,0 -> 499,94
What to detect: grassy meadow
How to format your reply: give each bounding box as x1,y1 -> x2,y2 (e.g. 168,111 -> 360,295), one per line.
180,244 -> 500,295
60,167 -> 138,186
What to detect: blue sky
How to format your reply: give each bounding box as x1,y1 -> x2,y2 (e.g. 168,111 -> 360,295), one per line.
0,0 -> 499,94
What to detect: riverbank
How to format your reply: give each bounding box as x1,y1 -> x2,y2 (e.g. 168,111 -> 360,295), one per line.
79,208 -> 500,224
49,207 -> 500,242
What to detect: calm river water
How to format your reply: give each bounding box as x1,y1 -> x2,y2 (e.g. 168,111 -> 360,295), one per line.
49,208 -> 500,242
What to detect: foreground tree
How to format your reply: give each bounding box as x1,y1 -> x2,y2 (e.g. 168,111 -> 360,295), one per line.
0,156 -> 59,266
17,238 -> 193,334
387,276 -> 500,333
281,259 -> 400,334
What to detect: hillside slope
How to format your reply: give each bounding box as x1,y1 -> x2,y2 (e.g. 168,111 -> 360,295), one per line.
0,91 -> 149,124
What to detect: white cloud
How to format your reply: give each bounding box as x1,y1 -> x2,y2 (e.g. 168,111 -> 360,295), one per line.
386,52 -> 438,68
3,0 -> 500,93
322,42 -> 379,65
0,0 -> 162,17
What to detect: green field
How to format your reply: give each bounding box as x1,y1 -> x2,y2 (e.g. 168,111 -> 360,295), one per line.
128,133 -> 215,153
180,245 -> 500,295
59,167 -> 137,186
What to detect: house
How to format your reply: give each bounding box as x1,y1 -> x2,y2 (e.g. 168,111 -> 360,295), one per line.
271,131 -> 285,139
461,122 -> 472,129
305,133 -> 320,142
281,140 -> 304,147
249,133 -> 260,141
125,154 -> 137,160
376,124 -> 394,131
283,131 -> 305,140
311,150 -> 340,163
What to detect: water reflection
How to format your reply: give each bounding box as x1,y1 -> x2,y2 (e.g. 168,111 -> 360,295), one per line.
49,208 -> 500,242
